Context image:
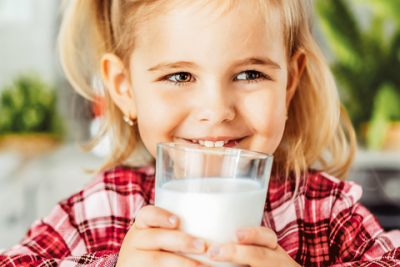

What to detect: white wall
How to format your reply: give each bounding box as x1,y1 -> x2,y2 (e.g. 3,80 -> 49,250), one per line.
0,0 -> 61,87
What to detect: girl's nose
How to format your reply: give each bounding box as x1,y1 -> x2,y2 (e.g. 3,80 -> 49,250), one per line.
193,86 -> 236,125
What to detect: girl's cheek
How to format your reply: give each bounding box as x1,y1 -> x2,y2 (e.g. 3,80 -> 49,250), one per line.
243,91 -> 286,130
243,91 -> 286,152
136,92 -> 190,156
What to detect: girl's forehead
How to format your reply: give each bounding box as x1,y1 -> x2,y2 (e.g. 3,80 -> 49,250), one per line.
133,1 -> 285,68
139,0 -> 281,37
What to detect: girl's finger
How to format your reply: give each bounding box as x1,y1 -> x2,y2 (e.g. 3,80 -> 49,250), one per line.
135,205 -> 179,229
232,226 -> 278,250
136,250 -> 210,267
207,243 -> 269,265
132,228 -> 206,254
207,244 -> 295,267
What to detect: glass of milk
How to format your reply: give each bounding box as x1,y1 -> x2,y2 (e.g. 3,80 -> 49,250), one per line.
154,143 -> 273,267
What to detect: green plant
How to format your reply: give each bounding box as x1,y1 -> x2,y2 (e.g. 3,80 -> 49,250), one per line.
316,0 -> 400,148
0,73 -> 64,137
367,84 -> 400,149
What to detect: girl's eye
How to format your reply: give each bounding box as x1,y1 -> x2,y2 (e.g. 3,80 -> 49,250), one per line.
162,71 -> 269,86
235,71 -> 270,82
166,72 -> 194,84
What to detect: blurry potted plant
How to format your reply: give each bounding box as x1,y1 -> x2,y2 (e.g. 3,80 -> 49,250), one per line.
316,0 -> 400,150
0,73 -> 64,155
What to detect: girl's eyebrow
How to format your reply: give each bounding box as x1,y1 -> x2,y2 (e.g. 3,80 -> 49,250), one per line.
147,61 -> 197,72
236,57 -> 281,70
147,57 -> 281,72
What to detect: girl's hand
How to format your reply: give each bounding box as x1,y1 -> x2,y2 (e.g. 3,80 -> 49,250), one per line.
206,227 -> 300,267
116,206 -> 210,267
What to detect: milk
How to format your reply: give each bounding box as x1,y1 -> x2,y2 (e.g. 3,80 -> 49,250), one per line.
155,178 -> 268,267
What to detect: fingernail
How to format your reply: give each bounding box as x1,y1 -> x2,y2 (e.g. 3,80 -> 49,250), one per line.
207,246 -> 221,258
193,239 -> 205,250
168,215 -> 178,225
235,230 -> 245,242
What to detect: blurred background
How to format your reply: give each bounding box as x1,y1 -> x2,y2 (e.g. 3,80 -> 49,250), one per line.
0,0 -> 400,250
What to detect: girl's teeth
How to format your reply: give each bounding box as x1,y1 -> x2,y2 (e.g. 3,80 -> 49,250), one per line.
215,141 -> 224,147
204,141 -> 214,147
193,139 -> 233,147
197,140 -> 229,147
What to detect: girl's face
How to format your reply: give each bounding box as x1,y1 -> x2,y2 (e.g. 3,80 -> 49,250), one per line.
103,3 -> 305,157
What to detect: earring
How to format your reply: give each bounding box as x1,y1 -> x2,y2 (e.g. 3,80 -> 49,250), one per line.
123,112 -> 137,126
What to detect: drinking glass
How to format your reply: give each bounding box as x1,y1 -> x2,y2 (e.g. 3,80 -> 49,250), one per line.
154,142 -> 274,267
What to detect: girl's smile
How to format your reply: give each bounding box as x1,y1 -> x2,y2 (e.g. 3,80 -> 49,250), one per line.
180,136 -> 247,148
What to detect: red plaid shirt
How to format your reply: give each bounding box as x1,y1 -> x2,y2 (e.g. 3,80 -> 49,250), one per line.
1,166 -> 400,267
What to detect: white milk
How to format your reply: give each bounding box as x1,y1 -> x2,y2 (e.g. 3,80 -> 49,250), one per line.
155,178 -> 268,267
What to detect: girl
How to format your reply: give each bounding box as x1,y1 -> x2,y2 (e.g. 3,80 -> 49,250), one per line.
1,0 -> 400,266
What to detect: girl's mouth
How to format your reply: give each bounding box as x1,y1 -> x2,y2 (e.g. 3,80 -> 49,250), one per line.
181,137 -> 246,148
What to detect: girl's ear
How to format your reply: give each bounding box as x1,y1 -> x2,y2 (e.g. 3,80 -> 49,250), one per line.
101,54 -> 137,119
286,50 -> 307,109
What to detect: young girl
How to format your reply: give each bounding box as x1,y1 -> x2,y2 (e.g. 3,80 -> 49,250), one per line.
1,0 -> 400,266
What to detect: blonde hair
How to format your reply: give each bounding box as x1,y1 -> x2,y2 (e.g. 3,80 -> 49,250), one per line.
59,0 -> 356,181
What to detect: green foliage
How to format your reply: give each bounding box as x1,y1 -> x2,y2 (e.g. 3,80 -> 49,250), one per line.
316,0 -> 363,70
0,73 -> 65,137
367,84 -> 400,149
316,0 -> 400,147
355,0 -> 400,25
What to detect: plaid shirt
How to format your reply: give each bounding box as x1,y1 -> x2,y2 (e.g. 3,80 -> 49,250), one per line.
1,166 -> 400,267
